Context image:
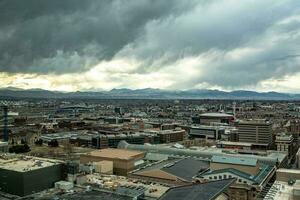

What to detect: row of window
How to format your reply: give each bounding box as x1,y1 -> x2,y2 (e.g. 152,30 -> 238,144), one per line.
207,174 -> 248,184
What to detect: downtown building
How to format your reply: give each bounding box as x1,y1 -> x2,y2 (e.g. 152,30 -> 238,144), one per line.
235,120 -> 274,150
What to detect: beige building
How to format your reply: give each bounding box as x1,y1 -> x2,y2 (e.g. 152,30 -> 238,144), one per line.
94,160 -> 113,174
80,148 -> 145,175
236,120 -> 273,149
276,168 -> 300,182
275,133 -> 294,158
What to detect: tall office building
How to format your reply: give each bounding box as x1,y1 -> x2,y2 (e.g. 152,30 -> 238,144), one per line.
236,120 -> 273,149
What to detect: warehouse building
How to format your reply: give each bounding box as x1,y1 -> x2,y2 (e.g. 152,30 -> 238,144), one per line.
80,149 -> 145,175
0,154 -> 64,196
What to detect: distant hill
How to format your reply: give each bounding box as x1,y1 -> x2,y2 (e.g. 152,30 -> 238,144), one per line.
0,87 -> 299,100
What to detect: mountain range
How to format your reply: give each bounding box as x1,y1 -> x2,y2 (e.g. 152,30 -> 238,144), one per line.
0,87 -> 299,100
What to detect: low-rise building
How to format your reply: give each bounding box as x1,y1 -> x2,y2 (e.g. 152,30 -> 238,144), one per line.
264,180 -> 300,200
130,158 -> 209,185
0,154 -> 64,196
275,133 -> 294,158
80,149 -> 145,176
276,168 -> 300,182
198,113 -> 234,125
199,155 -> 276,200
160,179 -> 235,200
157,128 -> 185,143
189,125 -> 225,140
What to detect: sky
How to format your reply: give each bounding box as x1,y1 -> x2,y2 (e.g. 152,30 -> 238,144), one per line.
0,0 -> 300,92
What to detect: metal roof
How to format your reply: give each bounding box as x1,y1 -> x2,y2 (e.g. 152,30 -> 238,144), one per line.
161,158 -> 210,182
159,179 -> 235,200
211,155 -> 257,167
202,164 -> 274,185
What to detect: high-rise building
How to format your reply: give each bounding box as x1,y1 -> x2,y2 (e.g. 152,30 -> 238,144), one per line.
236,120 -> 273,149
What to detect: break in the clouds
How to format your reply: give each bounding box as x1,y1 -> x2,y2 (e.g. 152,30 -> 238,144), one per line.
0,0 -> 300,92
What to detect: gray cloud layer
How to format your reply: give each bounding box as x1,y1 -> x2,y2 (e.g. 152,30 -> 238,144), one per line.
0,0 -> 300,89
0,0 -> 197,73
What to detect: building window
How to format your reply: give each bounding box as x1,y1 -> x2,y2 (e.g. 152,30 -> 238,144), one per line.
219,175 -> 222,179
214,176 -> 217,179
209,177 -> 212,179
239,179 -> 242,183
224,175 -> 227,179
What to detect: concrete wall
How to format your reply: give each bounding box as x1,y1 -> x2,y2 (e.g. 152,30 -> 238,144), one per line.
0,168 -> 23,196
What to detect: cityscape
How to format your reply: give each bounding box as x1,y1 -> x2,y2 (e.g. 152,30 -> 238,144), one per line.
1,0 -> 300,200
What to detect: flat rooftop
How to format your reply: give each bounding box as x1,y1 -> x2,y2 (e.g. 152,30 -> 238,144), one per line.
264,181 -> 294,200
212,155 -> 257,167
218,141 -> 252,147
277,168 -> 300,174
200,113 -> 233,118
86,149 -> 144,160
0,154 -> 63,172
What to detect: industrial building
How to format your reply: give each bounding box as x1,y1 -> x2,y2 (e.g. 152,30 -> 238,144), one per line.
0,154 -> 64,196
80,148 -> 145,175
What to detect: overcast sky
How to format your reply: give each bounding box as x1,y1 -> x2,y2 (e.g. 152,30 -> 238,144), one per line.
1,0 -> 300,92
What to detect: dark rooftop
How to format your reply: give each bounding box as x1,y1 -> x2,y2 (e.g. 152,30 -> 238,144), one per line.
161,158 -> 209,182
159,179 -> 236,200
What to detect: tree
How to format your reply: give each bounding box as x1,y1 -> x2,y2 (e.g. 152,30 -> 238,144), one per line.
48,139 -> 59,147
9,144 -> 31,153
35,139 -> 43,146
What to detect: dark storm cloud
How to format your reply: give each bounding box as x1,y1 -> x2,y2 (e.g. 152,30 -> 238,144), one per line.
0,0 -> 197,74
0,0 -> 300,90
117,0 -> 300,89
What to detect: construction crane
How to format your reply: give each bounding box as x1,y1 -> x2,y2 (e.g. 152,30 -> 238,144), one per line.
1,105 -> 8,142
